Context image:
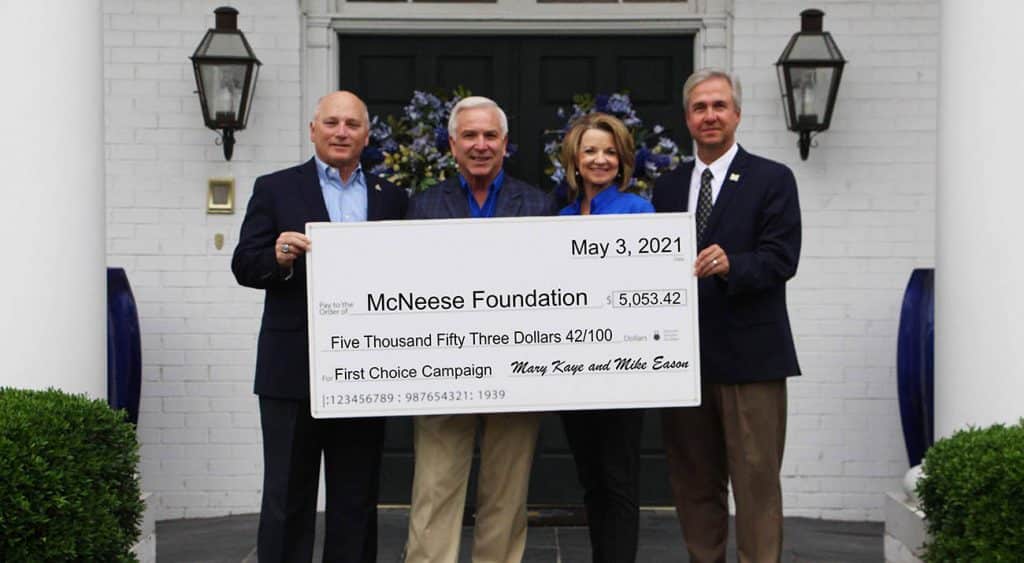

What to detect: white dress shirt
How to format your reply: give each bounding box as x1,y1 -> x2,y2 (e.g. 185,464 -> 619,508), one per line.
687,142 -> 739,212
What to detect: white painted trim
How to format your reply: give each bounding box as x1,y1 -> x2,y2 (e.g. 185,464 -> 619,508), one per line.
331,0 -> 698,15
330,8 -> 700,22
329,19 -> 703,34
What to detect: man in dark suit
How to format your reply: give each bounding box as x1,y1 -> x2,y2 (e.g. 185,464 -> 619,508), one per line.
232,91 -> 408,563
404,96 -> 555,563
653,69 -> 801,563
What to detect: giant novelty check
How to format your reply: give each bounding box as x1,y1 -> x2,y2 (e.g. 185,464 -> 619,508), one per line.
306,213 -> 701,418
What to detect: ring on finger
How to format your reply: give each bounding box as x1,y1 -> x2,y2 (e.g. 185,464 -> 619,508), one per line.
281,243 -> 290,254
712,258 -> 718,265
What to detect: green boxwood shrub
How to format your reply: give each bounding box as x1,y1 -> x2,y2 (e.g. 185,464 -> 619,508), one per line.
916,419 -> 1024,562
0,387 -> 143,562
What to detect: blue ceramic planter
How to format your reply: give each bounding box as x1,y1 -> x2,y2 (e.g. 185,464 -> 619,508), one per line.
896,268 -> 934,467
107,267 -> 141,424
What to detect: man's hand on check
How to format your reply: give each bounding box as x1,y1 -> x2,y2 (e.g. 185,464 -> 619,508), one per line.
275,231 -> 311,268
694,244 -> 729,278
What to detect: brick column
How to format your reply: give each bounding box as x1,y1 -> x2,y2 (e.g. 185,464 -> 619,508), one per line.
0,1 -> 106,397
935,0 -> 1024,438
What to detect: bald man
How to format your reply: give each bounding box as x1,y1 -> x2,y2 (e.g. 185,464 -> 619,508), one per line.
233,91 -> 408,562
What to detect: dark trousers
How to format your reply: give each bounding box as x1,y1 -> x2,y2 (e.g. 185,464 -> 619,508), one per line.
661,380 -> 787,563
561,408 -> 645,563
258,397 -> 385,563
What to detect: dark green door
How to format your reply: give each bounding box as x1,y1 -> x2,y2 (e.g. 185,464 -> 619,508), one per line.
339,33 -> 695,508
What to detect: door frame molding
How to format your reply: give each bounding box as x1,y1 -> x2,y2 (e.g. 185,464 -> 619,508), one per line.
299,0 -> 731,155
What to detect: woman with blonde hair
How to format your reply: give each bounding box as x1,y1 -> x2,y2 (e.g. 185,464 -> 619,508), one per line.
559,112 -> 653,216
558,112 -> 652,563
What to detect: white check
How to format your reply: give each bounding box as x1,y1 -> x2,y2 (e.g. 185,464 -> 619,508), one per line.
306,213 -> 701,418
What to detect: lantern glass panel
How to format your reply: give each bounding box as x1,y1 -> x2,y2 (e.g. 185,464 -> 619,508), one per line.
777,65 -> 794,129
788,34 -> 834,60
197,32 -> 250,58
242,65 -> 260,128
199,63 -> 248,125
786,67 -> 835,129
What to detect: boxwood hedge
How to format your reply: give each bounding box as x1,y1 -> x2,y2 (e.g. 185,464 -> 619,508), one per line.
0,387 -> 142,562
917,419 -> 1024,561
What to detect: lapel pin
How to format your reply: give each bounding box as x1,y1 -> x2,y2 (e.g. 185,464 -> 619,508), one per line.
374,183 -> 382,191
729,173 -> 741,182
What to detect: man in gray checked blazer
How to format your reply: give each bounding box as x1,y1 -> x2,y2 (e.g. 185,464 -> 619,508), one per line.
404,96 -> 556,563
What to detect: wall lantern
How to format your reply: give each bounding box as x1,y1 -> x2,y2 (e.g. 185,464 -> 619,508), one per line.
776,9 -> 846,160
189,6 -> 261,161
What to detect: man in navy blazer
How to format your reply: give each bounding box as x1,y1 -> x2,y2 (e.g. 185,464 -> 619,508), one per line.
404,96 -> 555,563
653,69 -> 801,563
232,91 -> 407,563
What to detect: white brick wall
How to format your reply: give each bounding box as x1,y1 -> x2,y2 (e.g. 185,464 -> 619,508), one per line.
106,0 -> 938,521
104,0 -> 300,519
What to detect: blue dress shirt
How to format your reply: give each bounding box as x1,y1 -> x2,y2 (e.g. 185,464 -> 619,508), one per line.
559,185 -> 654,216
315,156 -> 367,222
459,171 -> 505,218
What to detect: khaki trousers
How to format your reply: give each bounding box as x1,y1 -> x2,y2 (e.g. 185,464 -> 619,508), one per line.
661,380 -> 787,563
406,412 -> 540,563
